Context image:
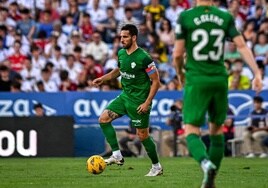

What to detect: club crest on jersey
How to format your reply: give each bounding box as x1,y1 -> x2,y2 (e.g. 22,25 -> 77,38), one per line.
131,62 -> 136,69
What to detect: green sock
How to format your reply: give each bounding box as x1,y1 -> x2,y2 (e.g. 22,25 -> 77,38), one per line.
186,134 -> 208,163
100,123 -> 119,151
142,137 -> 159,164
209,134 -> 224,170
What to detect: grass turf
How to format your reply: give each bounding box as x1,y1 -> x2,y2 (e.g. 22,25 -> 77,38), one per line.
0,157 -> 267,188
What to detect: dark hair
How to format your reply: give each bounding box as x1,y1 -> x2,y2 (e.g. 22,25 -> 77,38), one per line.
34,103 -> 43,109
74,46 -> 82,52
11,81 -> 21,90
121,24 -> 138,37
60,70 -> 69,81
0,65 -> 9,71
159,18 -> 172,32
253,96 -> 263,103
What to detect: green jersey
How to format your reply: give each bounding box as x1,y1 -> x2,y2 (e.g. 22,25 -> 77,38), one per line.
175,6 -> 240,84
118,47 -> 154,104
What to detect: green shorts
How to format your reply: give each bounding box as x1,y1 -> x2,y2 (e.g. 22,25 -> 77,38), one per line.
183,82 -> 228,126
106,94 -> 151,129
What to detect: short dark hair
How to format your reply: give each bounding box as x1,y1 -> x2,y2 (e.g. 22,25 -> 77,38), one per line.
121,24 -> 138,37
253,96 -> 263,103
34,103 -> 43,109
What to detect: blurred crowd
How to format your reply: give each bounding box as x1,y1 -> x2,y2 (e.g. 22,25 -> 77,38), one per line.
0,0 -> 267,92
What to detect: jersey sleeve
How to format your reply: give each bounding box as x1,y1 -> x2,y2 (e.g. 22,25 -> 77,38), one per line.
175,12 -> 186,40
227,15 -> 240,39
143,53 -> 156,76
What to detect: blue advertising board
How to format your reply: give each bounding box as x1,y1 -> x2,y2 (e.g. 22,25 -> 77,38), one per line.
0,90 -> 267,129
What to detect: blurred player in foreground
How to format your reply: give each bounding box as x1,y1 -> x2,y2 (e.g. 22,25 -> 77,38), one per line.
173,0 -> 262,187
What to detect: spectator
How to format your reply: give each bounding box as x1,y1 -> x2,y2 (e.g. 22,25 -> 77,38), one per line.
31,45 -> 46,70
247,5 -> 265,31
78,12 -> 94,42
0,65 -> 11,91
96,6 -> 118,44
39,67 -> 58,92
67,0 -> 80,24
165,0 -> 184,28
62,13 -> 77,36
147,32 -> 168,63
224,42 -> 242,62
64,54 -> 82,84
85,31 -> 109,64
157,18 -> 175,54
37,10 -> 54,39
59,70 -> 77,91
243,96 -> 268,158
39,0 -> 60,22
253,31 -> 268,59
143,0 -> 165,31
7,40 -> 27,72
0,7 -> 16,27
177,0 -> 190,10
35,80 -> 45,92
228,59 -> 250,90
10,80 -> 21,92
65,30 -> 87,57
117,7 -> 140,34
163,100 -> 187,157
241,20 -> 256,49
33,103 -> 45,117
49,45 -> 67,71
257,61 -> 268,90
0,36 -> 9,62
9,2 -> 22,21
20,56 -> 40,86
17,8 -> 35,40
112,0 -> 125,22
86,0 -> 107,27
137,22 -> 149,49
123,0 -> 143,21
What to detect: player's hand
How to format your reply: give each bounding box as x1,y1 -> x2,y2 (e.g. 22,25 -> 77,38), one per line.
252,74 -> 262,94
137,102 -> 150,114
92,77 -> 103,87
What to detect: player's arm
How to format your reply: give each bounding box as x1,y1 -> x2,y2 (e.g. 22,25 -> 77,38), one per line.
92,68 -> 120,87
173,13 -> 186,88
173,39 -> 185,87
233,36 -> 262,92
137,65 -> 160,114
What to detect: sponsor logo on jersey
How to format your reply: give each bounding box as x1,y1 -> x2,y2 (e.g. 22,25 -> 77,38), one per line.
132,119 -> 142,127
120,71 -> 135,79
131,62 -> 136,69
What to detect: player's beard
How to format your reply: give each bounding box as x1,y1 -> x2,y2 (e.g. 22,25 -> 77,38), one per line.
123,40 -> 132,49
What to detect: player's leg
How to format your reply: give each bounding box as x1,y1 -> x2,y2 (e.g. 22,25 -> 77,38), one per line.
99,96 -> 126,165
126,99 -> 162,176
183,84 -> 211,163
208,82 -> 228,170
183,84 -> 216,188
136,127 -> 163,176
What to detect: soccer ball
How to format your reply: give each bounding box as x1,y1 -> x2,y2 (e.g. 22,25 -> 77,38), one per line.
86,155 -> 106,175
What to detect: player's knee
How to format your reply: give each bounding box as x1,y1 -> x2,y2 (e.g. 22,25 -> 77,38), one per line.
98,113 -> 111,123
209,125 -> 223,135
137,129 -> 149,141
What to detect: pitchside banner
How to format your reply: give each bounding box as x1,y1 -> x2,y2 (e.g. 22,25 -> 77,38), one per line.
0,91 -> 267,129
0,116 -> 74,157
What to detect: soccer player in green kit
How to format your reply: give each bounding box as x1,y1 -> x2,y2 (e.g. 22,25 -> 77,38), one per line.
92,24 -> 163,176
173,0 -> 263,187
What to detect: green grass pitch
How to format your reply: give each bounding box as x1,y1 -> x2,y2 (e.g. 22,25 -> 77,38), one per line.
0,157 -> 267,188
